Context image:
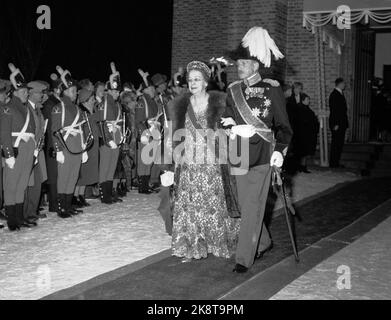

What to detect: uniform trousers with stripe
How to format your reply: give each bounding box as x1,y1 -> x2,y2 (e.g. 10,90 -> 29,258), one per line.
3,139 -> 35,205
57,135 -> 82,194
99,146 -> 119,183
235,164 -> 272,268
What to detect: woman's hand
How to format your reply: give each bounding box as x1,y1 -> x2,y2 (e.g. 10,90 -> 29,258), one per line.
161,170 -> 175,187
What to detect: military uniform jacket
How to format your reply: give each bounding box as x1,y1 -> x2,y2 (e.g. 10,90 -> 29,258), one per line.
96,94 -> 123,145
134,94 -> 159,138
224,78 -> 292,168
0,96 -> 36,159
51,95 -> 82,153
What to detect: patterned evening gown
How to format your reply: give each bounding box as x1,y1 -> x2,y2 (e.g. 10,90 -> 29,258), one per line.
171,106 -> 240,260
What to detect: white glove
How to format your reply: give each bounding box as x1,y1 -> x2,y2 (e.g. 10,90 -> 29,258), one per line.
221,117 -> 237,127
160,171 -> 174,187
140,134 -> 149,144
82,152 -> 88,164
108,141 -> 118,149
270,151 -> 284,168
5,157 -> 16,169
56,151 -> 65,164
231,125 -> 257,138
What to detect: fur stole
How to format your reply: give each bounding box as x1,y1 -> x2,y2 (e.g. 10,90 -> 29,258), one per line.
167,91 -> 227,132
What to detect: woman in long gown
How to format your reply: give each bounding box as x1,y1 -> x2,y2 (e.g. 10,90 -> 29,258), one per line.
167,61 -> 240,262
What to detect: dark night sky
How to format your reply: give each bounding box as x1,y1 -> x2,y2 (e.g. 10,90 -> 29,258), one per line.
0,0 -> 173,85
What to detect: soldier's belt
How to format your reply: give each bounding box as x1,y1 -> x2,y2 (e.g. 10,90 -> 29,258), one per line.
12,132 -> 35,146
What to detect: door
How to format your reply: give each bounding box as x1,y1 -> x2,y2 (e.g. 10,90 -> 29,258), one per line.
352,25 -> 375,142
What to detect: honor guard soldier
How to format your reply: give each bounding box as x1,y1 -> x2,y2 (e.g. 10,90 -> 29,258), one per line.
135,80 -> 159,194
0,79 -> 12,226
51,66 -> 86,218
0,64 -> 36,231
96,63 -> 123,204
41,74 -> 63,213
74,88 -> 99,207
224,27 -> 293,273
151,73 -> 172,189
23,81 -> 49,223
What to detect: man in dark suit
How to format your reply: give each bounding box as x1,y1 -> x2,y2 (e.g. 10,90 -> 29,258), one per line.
329,78 -> 349,168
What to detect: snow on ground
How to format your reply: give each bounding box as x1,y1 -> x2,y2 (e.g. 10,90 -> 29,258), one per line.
0,169 -> 359,300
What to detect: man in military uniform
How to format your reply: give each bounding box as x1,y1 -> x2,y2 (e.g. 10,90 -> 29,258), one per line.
0,65 -> 37,231
223,26 -> 293,273
135,83 -> 159,194
0,79 -> 12,228
96,73 -> 123,204
23,81 -> 49,223
51,67 -> 85,218
41,74 -> 63,213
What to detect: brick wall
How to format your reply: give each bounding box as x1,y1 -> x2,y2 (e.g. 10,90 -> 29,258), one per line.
171,0 -> 288,82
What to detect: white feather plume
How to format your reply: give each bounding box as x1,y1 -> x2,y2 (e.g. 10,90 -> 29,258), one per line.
242,27 -> 284,68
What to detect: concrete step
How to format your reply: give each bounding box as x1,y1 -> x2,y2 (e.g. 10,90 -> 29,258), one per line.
373,160 -> 391,170
341,152 -> 374,162
340,159 -> 369,170
381,145 -> 391,154
370,169 -> 391,177
343,144 -> 377,153
379,153 -> 391,161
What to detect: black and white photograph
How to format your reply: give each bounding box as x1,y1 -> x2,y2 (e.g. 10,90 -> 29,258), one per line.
1,0 -> 391,309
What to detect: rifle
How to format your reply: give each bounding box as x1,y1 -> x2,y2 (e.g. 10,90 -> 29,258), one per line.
271,166 -> 300,262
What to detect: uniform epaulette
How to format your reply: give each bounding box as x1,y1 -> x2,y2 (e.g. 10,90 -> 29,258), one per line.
263,78 -> 280,87
228,80 -> 243,89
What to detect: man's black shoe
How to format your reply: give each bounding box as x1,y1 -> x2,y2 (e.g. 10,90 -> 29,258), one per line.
25,218 -> 38,227
232,264 -> 248,273
57,212 -> 72,219
21,222 -> 33,228
255,242 -> 274,260
8,225 -> 20,231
